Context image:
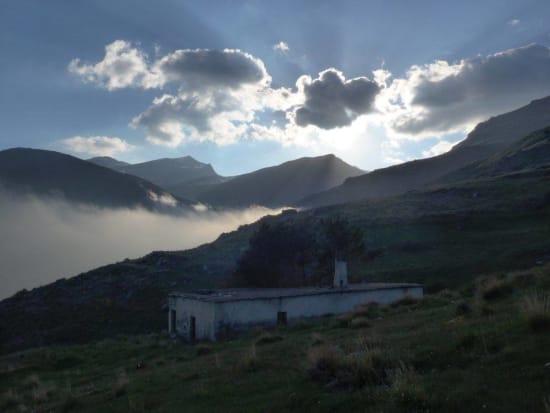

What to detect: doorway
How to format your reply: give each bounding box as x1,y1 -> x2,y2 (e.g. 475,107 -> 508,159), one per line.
190,316 -> 196,342
277,311 -> 287,325
170,309 -> 176,333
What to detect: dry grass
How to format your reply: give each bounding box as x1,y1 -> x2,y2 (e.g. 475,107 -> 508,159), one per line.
1,388 -> 20,410
388,363 -> 430,409
112,369 -> 129,398
255,331 -> 283,346
350,317 -> 371,329
521,291 -> 550,332
307,342 -> 386,390
238,344 -> 261,372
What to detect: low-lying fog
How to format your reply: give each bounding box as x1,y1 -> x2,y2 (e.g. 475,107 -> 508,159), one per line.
0,192 -> 280,300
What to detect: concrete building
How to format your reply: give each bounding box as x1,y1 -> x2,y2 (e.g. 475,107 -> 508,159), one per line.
168,261 -> 422,341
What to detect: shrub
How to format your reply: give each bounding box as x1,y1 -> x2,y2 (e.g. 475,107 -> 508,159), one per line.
521,291 -> 550,333
255,332 -> 283,346
481,277 -> 514,301
455,301 -> 472,317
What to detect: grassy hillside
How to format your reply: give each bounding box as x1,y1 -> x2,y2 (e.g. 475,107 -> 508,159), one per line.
1,265 -> 549,412
1,165 -> 549,354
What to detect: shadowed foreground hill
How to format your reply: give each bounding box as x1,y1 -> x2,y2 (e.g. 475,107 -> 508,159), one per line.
300,96 -> 550,208
197,154 -> 364,208
0,148 -> 191,211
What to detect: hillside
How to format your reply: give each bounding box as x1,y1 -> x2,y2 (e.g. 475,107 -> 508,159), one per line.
1,159 -> 549,353
300,96 -> 550,208
0,148 -> 190,211
197,154 -> 364,208
440,126 -> 550,183
1,265 -> 548,412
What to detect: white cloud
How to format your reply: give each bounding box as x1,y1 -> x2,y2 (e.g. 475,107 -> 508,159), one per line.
422,140 -> 456,157
68,40 -> 161,90
508,19 -> 520,26
273,41 -> 290,54
61,136 -> 135,156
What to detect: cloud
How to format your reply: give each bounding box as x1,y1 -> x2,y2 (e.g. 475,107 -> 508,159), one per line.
157,48 -> 270,88
294,68 -> 380,129
0,190 -> 280,300
422,140 -> 456,157
293,68 -> 381,129
68,40 -> 161,90
508,19 -> 520,26
382,44 -> 550,137
273,41 -> 290,54
61,136 -> 135,156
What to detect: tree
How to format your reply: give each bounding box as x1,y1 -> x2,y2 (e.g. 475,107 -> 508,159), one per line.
233,221 -> 317,288
319,215 -> 365,261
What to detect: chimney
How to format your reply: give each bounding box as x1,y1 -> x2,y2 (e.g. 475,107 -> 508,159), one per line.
333,259 -> 348,288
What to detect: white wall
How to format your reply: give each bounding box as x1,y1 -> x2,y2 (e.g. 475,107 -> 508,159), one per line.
168,296 -> 216,341
213,286 -> 422,339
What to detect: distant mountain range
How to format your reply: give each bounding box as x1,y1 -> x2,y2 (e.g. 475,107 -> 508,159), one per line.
0,148 -> 190,211
299,96 -> 550,208
90,153 -> 364,208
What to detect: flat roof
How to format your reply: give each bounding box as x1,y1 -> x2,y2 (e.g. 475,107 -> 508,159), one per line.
168,282 -> 422,303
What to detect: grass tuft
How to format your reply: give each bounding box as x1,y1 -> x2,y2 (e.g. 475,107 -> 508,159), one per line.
255,332 -> 283,346
521,291 -> 550,333
112,369 -> 129,398
481,277 -> 514,301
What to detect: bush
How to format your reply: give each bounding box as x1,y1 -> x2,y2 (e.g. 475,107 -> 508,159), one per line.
455,301 -> 472,317
521,291 -> 550,333
481,277 -> 514,301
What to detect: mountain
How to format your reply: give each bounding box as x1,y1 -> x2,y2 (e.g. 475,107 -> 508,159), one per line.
0,148 -> 190,210
87,156 -> 130,169
197,154 -> 364,208
88,155 -> 224,201
2,144 -> 549,353
299,96 -> 550,208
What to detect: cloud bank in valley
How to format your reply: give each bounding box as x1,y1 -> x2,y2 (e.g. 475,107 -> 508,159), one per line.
0,192 -> 279,300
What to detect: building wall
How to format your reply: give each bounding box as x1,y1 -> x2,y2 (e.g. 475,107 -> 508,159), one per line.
213,286 -> 422,339
168,296 -> 216,341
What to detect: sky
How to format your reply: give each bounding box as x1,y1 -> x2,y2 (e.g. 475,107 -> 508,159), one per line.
1,0 -> 550,175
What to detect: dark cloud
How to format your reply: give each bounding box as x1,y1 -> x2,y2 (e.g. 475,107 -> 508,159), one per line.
393,44 -> 550,135
158,48 -> 270,88
294,69 -> 380,129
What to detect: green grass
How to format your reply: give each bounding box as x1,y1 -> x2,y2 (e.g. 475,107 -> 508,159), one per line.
1,265 -> 549,412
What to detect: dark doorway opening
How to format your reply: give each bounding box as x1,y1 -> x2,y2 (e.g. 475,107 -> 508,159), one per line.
277,311 -> 287,325
190,316 -> 196,342
170,309 -> 176,333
